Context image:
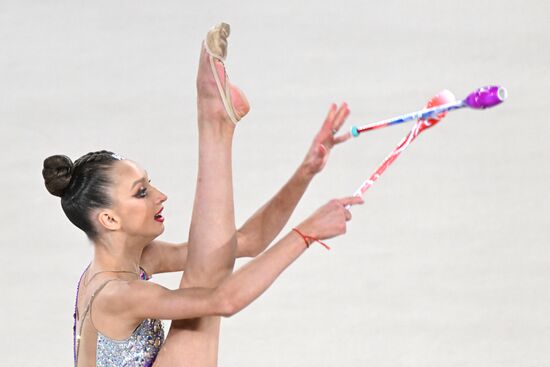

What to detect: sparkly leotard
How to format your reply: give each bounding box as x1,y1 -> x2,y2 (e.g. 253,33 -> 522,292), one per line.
73,265 -> 164,367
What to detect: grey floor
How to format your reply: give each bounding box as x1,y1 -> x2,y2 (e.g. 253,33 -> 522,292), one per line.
1,0 -> 549,366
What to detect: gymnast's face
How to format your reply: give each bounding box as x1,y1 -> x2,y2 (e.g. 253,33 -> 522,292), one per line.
98,159 -> 168,241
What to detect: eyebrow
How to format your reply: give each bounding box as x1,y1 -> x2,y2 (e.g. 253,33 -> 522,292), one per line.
131,171 -> 149,189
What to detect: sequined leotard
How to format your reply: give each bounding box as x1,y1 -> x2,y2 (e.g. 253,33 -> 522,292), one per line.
73,266 -> 164,367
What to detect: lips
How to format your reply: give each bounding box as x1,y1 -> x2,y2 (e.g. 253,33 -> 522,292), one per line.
154,207 -> 165,223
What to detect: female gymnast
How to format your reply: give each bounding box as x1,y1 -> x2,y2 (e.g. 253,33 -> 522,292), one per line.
42,23 -> 362,367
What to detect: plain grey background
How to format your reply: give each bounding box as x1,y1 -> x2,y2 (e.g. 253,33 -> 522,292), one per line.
1,0 -> 549,366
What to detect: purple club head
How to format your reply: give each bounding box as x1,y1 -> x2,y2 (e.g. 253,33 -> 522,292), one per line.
464,86 -> 507,109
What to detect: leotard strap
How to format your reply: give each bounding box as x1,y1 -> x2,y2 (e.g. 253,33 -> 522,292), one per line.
75,279 -> 120,365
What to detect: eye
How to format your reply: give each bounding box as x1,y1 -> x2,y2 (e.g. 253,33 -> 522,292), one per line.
136,180 -> 152,198
137,187 -> 148,198
135,180 -> 151,198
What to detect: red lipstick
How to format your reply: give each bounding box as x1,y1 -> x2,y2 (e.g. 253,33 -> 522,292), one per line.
154,207 -> 165,222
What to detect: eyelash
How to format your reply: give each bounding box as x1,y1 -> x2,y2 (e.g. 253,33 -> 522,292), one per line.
137,179 -> 152,198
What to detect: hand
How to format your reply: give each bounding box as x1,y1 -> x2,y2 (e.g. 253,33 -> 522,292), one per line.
301,103 -> 351,177
297,196 -> 364,241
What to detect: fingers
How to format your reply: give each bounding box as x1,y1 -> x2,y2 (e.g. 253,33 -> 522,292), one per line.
332,102 -> 350,133
320,104 -> 337,134
335,195 -> 364,222
338,195 -> 364,207
333,131 -> 351,145
318,103 -> 350,142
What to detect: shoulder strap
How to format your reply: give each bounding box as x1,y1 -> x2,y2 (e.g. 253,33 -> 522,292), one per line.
74,263 -> 90,367
79,279 -> 120,334
75,278 -> 120,366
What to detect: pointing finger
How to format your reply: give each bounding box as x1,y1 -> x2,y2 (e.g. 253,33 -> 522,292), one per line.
338,195 -> 365,207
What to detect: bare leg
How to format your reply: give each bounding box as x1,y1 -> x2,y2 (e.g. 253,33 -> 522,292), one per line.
154,24 -> 249,367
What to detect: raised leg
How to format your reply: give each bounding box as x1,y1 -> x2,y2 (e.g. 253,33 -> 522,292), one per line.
153,23 -> 249,367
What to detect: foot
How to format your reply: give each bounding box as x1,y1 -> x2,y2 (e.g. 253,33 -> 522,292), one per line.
196,23 -> 250,128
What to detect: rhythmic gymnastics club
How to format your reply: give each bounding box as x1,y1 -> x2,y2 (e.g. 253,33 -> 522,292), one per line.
349,85 -> 507,137
345,88 -> 480,209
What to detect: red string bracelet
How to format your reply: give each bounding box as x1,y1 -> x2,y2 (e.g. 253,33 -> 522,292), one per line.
292,228 -> 330,250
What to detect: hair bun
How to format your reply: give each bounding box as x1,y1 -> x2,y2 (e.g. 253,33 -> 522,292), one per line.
42,155 -> 74,197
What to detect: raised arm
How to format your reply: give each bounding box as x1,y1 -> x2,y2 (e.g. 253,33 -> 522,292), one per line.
141,103 -> 351,274
125,196 -> 363,321
226,102 -> 351,257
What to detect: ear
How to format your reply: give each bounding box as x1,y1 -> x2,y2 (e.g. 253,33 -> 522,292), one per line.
97,210 -> 121,231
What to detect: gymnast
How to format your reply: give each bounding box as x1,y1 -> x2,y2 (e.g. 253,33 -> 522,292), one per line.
42,23 -> 362,367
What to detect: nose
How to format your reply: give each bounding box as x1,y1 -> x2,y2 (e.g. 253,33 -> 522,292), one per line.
153,186 -> 168,203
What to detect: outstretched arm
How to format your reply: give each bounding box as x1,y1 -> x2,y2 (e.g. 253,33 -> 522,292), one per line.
141,103 -> 352,274
236,103 -> 351,255
123,196 -> 364,321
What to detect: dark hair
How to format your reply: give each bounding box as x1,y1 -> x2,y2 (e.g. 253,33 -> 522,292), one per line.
42,150 -> 122,240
